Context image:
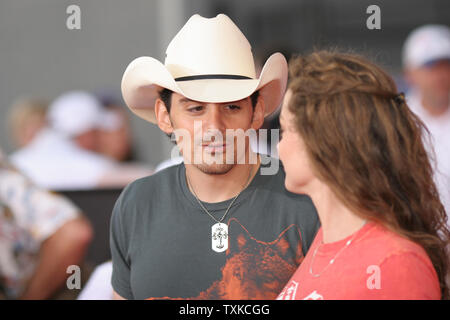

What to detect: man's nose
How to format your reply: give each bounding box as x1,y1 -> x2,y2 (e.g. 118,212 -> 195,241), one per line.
203,105 -> 225,131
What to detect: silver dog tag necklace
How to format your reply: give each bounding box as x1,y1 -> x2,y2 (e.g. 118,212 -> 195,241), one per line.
186,164 -> 254,253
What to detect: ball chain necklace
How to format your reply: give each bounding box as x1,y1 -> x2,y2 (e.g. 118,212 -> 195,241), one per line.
309,220 -> 367,277
186,163 -> 255,253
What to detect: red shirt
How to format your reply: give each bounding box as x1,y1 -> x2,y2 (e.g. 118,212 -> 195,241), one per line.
277,222 -> 441,300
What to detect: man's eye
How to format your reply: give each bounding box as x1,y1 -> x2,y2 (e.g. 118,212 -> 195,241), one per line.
225,104 -> 241,110
188,106 -> 204,112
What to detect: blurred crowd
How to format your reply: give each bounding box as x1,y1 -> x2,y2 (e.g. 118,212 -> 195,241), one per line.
0,88 -> 157,299
0,23 -> 449,299
8,90 -> 153,190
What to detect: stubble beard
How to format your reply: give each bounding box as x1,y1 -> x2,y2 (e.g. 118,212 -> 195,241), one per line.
190,149 -> 236,175
178,131 -> 251,175
193,161 -> 235,175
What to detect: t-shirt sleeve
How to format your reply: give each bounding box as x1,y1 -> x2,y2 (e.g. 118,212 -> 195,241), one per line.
373,251 -> 441,300
110,190 -> 134,299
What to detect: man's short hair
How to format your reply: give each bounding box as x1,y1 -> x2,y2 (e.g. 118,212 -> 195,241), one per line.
158,88 -> 260,113
158,89 -> 260,142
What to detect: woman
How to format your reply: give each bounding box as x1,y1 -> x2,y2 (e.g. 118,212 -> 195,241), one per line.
277,51 -> 450,300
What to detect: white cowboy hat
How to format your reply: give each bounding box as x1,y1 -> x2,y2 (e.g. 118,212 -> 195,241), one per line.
121,14 -> 288,124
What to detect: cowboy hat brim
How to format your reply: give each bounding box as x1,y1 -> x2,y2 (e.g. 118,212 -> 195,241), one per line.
121,53 -> 287,124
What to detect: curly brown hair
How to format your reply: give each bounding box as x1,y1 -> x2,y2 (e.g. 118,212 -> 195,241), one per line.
287,50 -> 450,299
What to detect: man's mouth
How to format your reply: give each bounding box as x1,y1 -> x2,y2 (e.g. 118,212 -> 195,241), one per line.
202,143 -> 227,153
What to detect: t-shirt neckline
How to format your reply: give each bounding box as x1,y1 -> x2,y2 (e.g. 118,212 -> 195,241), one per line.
315,221 -> 377,255
178,157 -> 267,213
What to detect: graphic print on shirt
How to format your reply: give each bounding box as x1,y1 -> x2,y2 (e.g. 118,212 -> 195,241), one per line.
146,218 -> 305,300
302,290 -> 324,300
277,280 -> 324,300
277,280 -> 299,300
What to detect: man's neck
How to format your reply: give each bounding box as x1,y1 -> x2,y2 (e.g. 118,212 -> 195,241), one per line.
185,154 -> 260,203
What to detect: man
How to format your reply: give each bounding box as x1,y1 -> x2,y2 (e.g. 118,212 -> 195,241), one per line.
403,25 -> 450,217
111,14 -> 319,300
0,148 -> 92,299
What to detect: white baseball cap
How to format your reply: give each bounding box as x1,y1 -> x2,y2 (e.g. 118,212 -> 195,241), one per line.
48,91 -> 113,137
101,109 -> 124,131
403,24 -> 450,69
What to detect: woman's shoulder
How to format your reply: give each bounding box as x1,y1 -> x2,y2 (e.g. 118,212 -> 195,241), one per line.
362,222 -> 431,261
359,222 -> 437,282
357,222 -> 441,299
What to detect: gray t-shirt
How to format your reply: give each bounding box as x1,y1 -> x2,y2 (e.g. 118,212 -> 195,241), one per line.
110,158 -> 319,299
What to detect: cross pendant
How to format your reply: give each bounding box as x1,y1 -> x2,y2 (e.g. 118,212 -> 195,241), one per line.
211,222 -> 228,253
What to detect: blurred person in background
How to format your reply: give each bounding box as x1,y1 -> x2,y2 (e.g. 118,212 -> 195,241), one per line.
9,91 -> 151,190
95,90 -> 154,176
95,90 -> 135,162
9,91 -> 116,190
99,106 -> 133,162
0,148 -> 92,299
403,25 -> 450,218
7,98 -> 48,149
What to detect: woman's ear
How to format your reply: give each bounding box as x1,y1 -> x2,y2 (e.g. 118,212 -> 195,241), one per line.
251,95 -> 265,130
155,99 -> 173,134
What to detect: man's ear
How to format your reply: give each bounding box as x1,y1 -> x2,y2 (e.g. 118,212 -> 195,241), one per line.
251,95 -> 265,130
155,99 -> 173,134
